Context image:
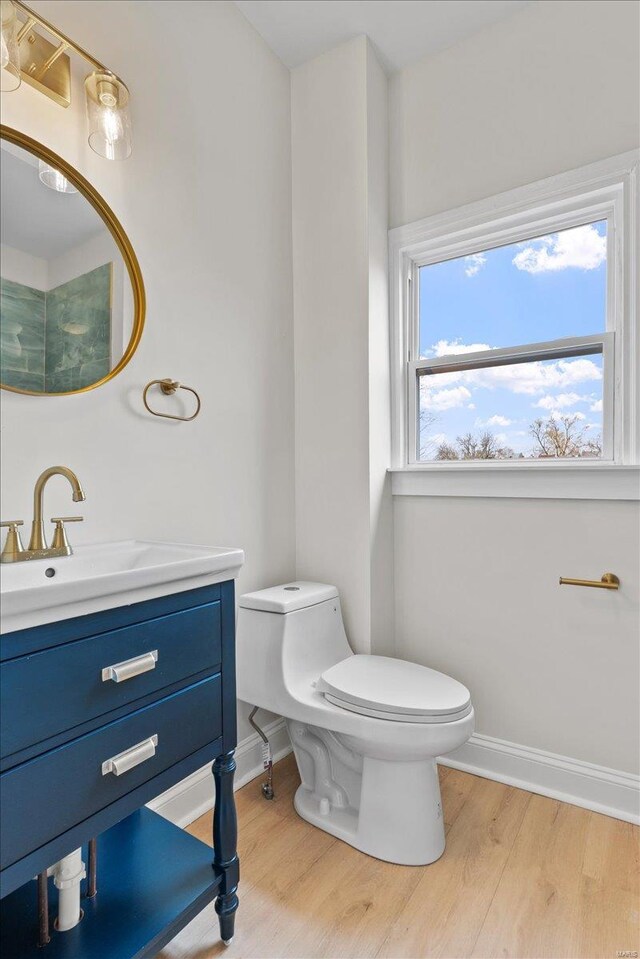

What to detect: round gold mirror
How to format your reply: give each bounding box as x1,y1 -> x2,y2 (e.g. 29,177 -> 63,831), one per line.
0,126 -> 145,395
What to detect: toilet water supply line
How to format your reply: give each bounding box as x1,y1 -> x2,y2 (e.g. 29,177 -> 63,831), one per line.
248,706 -> 274,799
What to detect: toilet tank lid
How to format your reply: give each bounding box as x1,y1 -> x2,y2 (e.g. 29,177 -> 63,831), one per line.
238,582 -> 339,614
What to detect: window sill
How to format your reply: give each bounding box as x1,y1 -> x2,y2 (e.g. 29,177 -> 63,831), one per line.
389,464 -> 640,500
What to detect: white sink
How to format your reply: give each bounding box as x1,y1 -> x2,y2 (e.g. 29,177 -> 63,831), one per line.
0,540 -> 244,634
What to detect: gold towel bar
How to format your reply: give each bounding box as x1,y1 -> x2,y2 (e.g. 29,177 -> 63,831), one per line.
143,378 -> 201,422
559,573 -> 620,590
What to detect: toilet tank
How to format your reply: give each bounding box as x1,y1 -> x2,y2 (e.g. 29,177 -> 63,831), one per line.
236,582 -> 353,713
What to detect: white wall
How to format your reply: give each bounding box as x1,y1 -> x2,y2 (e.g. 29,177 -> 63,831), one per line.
291,37 -> 393,655
395,497 -> 639,772
390,0 -> 640,227
1,244 -> 48,289
389,0 -> 640,774
0,0 -> 295,741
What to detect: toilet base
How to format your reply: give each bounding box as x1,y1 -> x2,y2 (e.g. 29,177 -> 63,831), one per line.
288,720 -> 446,865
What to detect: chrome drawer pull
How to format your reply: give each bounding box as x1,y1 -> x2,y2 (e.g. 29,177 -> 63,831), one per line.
101,650 -> 158,683
101,735 -> 158,777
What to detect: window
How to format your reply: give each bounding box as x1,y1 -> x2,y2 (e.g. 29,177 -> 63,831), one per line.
416,222 -> 609,462
389,152 -> 639,496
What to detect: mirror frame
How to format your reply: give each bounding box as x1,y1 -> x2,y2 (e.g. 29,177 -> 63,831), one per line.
0,125 -> 145,396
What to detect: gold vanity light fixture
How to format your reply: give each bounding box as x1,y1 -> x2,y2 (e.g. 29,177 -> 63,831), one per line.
3,1 -> 133,160
0,0 -> 20,91
84,69 -> 131,160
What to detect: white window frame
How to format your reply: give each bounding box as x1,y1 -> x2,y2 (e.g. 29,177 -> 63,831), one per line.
388,151 -> 640,500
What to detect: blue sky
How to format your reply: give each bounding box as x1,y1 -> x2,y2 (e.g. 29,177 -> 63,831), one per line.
418,221 -> 607,458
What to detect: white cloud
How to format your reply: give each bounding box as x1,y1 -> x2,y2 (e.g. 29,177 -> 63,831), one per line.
465,253 -> 487,277
467,403 -> 476,410
431,355 -> 602,395
534,392 -> 586,411
430,339 -> 493,357
421,385 -> 472,411
513,224 -> 606,274
590,399 -> 603,412
477,414 -> 513,427
427,433 -> 448,446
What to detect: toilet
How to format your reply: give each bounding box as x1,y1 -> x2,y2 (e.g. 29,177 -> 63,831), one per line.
236,582 -> 474,866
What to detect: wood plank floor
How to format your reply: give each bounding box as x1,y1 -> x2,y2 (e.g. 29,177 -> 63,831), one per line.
157,754 -> 639,959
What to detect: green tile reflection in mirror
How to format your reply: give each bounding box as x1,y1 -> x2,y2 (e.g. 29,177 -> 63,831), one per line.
0,263 -> 112,394
0,278 -> 46,392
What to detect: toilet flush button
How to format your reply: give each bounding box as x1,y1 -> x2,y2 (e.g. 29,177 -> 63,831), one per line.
284,586 -> 300,591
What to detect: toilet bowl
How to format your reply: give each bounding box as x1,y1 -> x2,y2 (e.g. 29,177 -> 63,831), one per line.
236,582 -> 474,866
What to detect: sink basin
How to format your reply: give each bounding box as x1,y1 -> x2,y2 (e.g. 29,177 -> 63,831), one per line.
0,540 -> 244,634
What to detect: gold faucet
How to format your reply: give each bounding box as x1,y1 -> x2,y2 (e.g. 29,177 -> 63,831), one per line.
1,466 -> 86,563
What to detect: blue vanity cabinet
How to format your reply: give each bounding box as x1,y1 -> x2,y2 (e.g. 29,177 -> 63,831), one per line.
0,581 -> 240,959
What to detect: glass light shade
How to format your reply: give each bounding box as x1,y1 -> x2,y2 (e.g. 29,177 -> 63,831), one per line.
38,160 -> 78,194
0,0 -> 21,92
85,71 -> 132,160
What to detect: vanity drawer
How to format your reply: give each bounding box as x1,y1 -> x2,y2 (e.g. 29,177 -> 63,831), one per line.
0,674 -> 221,870
0,602 -> 221,759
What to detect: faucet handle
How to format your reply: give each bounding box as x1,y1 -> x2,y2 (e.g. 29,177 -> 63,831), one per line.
1,521 -> 25,563
50,516 -> 83,552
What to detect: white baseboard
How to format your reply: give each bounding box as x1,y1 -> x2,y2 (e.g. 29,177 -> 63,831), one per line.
149,721 -> 639,829
148,718 -> 292,828
439,733 -> 640,825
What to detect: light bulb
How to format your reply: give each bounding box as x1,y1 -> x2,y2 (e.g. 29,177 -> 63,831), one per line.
85,71 -> 132,160
1,29 -> 9,69
39,160 -> 78,194
0,0 -> 21,92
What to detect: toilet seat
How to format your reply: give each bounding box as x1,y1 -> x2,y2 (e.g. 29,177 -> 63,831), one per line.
318,654 -> 471,725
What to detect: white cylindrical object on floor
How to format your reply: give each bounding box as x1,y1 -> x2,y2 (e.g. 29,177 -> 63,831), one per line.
52,848 -> 86,932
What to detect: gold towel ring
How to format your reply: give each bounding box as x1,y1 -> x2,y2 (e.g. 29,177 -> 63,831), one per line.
143,378 -> 201,422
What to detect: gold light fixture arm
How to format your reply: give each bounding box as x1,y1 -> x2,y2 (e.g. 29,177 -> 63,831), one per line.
559,573 -> 620,590
14,0 -> 108,73
34,39 -> 69,81
15,14 -> 36,44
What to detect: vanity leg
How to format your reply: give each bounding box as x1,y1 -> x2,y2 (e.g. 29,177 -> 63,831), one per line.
37,871 -> 50,948
87,839 -> 97,899
213,751 -> 239,945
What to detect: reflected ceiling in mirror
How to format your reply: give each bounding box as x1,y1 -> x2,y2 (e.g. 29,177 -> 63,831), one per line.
0,127 -> 144,395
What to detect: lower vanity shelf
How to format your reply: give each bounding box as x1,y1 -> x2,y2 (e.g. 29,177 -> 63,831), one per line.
0,808 -> 222,959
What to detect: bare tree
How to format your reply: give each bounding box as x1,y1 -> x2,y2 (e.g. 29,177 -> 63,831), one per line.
457,431 -> 514,459
427,414 -> 602,462
435,440 -> 459,460
419,409 -> 438,460
436,431 -> 515,460
529,414 -> 602,458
